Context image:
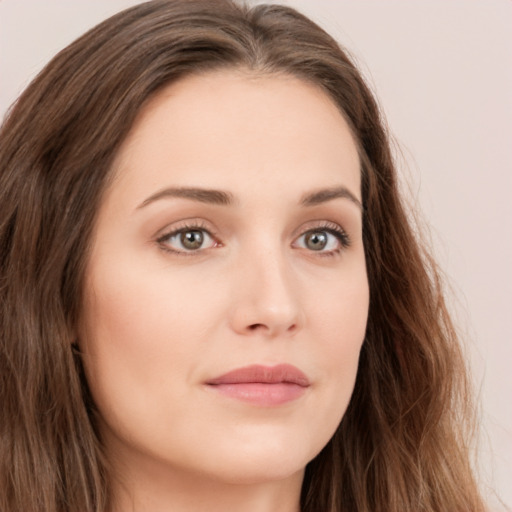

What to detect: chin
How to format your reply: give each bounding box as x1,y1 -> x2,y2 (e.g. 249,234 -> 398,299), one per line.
195,430 -> 323,486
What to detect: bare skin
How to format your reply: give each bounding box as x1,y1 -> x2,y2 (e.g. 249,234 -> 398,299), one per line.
79,70 -> 369,512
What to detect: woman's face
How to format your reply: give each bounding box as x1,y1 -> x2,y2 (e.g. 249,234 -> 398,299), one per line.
80,70 -> 369,487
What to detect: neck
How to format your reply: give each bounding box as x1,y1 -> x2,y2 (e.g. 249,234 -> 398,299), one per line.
109,449 -> 304,512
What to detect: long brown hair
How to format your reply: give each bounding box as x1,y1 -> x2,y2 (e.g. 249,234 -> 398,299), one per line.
0,1 -> 484,511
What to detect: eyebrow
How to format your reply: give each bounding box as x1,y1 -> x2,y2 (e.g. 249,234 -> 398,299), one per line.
300,186 -> 362,210
137,185 -> 362,210
137,187 -> 235,209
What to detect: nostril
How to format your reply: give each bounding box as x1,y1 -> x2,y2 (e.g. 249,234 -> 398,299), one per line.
247,322 -> 298,334
248,323 -> 266,331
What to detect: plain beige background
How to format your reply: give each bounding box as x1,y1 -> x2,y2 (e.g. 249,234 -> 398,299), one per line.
1,0 -> 511,509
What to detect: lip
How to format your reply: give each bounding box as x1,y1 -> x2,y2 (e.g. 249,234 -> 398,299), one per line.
205,364 -> 310,406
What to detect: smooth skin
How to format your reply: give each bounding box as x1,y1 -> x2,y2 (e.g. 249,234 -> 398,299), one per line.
79,70 -> 369,512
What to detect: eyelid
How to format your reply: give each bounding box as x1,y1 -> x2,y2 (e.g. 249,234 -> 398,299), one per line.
154,218 -> 351,256
292,220 -> 351,254
155,219 -> 220,255
295,220 -> 349,239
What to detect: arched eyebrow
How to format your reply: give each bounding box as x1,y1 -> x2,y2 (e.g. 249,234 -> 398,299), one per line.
300,186 -> 362,210
137,185 -> 362,210
137,187 -> 235,209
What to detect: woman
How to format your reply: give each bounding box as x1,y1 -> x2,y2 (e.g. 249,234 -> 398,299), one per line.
0,1 -> 485,511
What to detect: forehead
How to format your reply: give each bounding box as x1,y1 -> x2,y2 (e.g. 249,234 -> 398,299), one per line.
110,69 -> 361,206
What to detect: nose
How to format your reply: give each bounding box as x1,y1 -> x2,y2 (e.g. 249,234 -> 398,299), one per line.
229,247 -> 303,338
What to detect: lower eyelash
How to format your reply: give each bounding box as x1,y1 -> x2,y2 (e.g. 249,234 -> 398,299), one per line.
294,224 -> 351,259
156,222 -> 217,255
155,221 -> 350,256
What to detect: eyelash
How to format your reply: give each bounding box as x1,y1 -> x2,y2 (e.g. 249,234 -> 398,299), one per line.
156,221 -> 219,256
156,221 -> 351,256
295,222 -> 351,257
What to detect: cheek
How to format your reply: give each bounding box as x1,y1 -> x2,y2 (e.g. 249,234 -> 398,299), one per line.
82,250 -> 219,347
311,261 -> 369,352
306,266 -> 369,418
78,255 -> 221,424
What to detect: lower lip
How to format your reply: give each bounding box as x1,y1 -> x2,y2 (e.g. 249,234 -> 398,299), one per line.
207,382 -> 307,406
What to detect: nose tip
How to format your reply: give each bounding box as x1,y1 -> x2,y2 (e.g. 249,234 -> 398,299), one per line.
233,306 -> 301,338
229,259 -> 302,338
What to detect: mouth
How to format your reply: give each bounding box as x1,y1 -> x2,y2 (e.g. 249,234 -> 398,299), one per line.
205,364 -> 310,406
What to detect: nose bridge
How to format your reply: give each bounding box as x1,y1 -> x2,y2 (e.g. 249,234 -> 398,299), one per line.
230,239 -> 302,337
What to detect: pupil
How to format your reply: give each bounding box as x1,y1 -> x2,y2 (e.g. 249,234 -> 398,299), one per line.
181,230 -> 203,250
306,231 -> 327,250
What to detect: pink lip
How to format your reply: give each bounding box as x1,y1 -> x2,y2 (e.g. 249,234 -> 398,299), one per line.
205,364 -> 310,406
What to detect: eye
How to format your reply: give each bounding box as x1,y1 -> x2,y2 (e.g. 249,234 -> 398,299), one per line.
293,225 -> 350,255
157,226 -> 218,254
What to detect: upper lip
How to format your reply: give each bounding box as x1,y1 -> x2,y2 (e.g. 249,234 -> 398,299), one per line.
206,364 -> 310,387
